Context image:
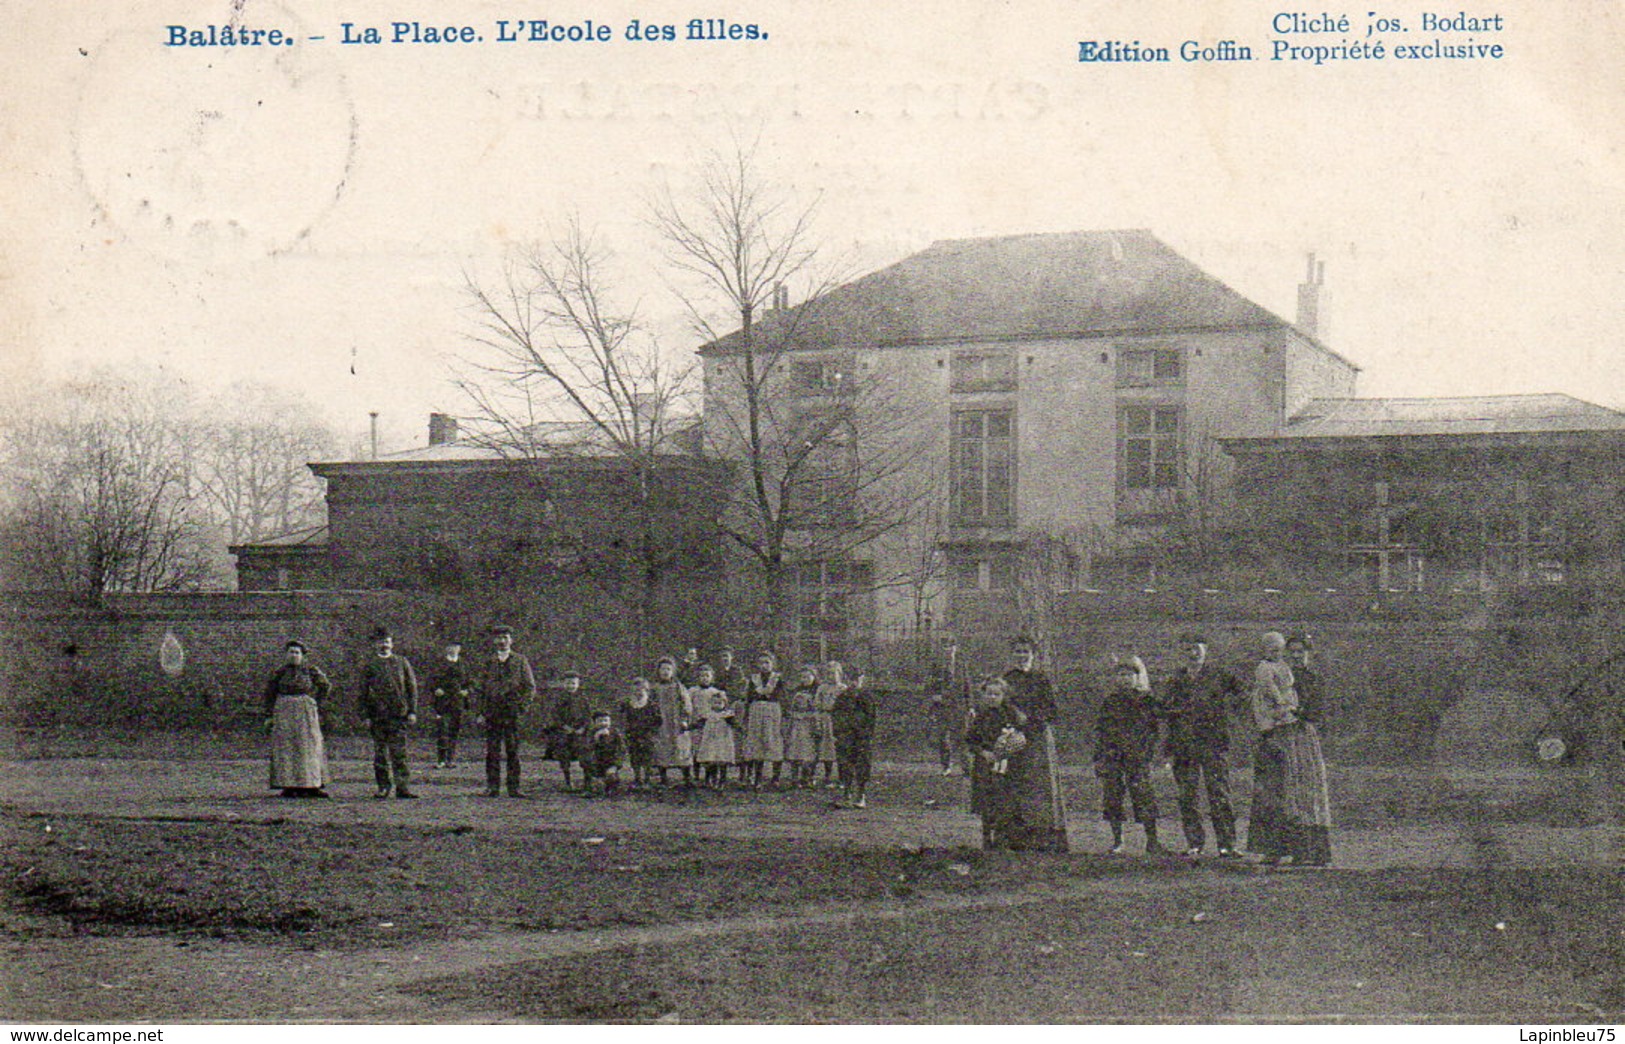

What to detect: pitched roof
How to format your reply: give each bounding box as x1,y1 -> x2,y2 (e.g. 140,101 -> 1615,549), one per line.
229,525 -> 328,553
705,229 -> 1294,351
1244,394 -> 1625,440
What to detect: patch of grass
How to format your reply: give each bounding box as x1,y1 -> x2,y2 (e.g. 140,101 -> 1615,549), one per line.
409,868 -> 1625,1023
0,810 -> 1163,946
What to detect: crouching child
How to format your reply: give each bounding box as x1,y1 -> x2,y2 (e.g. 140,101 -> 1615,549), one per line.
583,711 -> 628,795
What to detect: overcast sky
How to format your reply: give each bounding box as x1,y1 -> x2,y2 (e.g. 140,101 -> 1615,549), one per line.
5,0 -> 1622,452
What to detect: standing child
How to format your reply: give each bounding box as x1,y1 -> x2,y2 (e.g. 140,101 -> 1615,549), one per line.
830,668 -> 876,809
582,710 -> 628,795
546,671 -> 591,791
650,657 -> 694,787
677,647 -> 704,688
814,661 -> 845,787
784,665 -> 822,788
430,641 -> 471,769
964,676 -> 1030,850
691,664 -> 737,788
740,652 -> 786,789
1095,659 -> 1163,854
621,677 -> 661,790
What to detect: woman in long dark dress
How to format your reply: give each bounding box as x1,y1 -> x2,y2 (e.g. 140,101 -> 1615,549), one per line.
1246,631 -> 1333,866
1000,636 -> 1070,853
264,640 -> 331,798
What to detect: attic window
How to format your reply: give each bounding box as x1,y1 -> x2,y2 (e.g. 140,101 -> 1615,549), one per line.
1118,347 -> 1183,386
791,357 -> 852,393
950,352 -> 1017,393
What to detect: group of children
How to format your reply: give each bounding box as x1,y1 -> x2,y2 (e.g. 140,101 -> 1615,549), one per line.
590,649 -> 877,809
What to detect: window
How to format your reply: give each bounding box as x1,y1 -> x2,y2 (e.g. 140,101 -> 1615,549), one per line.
1117,347 -> 1183,386
1346,481 -> 1426,592
1483,482 -> 1566,586
949,547 -> 1018,591
790,356 -> 853,394
1119,406 -> 1181,490
1350,548 -> 1426,593
950,352 -> 1017,392
791,559 -> 873,664
950,410 -> 1015,525
785,410 -> 858,528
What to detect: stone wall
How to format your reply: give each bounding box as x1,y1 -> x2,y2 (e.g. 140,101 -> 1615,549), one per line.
3,589 -> 1618,765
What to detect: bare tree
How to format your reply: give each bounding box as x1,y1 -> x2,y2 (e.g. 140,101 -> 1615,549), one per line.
1013,525 -> 1113,658
455,218 -> 705,654
190,382 -> 337,545
651,143 -> 931,643
0,372 -> 219,595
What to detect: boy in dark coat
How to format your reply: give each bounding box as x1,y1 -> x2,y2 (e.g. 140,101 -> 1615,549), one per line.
831,669 -> 877,808
546,671 -> 592,790
1095,660 -> 1162,853
357,628 -> 419,799
430,641 -> 472,768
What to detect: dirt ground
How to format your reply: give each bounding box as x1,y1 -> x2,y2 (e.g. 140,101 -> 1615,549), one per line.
1,734 -> 1621,1023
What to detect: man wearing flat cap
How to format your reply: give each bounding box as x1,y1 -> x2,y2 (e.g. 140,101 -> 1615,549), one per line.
357,627 -> 419,799
479,625 -> 537,797
1154,632 -> 1242,857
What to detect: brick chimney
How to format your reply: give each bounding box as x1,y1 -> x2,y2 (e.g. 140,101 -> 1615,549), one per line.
1296,253 -> 1326,338
428,412 -> 459,446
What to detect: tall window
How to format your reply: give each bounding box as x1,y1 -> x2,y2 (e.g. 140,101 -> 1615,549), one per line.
1117,346 -> 1183,386
951,410 -> 1015,525
950,352 -> 1017,393
1483,481 -> 1565,586
785,410 -> 857,528
791,559 -> 873,664
1119,406 -> 1181,490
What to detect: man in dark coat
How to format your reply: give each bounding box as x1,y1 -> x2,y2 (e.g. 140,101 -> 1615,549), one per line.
1154,632 -> 1243,857
479,625 -> 537,797
357,627 -> 419,799
430,640 -> 472,768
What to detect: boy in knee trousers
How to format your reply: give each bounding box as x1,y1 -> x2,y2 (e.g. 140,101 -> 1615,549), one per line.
1095,659 -> 1161,853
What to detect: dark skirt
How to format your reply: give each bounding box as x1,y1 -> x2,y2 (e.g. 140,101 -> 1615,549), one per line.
626,731 -> 657,769
968,726 -> 1069,853
970,755 -> 1027,850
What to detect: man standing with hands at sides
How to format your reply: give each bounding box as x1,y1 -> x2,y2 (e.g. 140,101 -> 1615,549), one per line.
1156,632 -> 1243,858
358,627 -> 419,800
479,625 -> 537,797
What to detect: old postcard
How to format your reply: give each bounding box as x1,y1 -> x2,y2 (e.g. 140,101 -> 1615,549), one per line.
1,0 -> 1621,1029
